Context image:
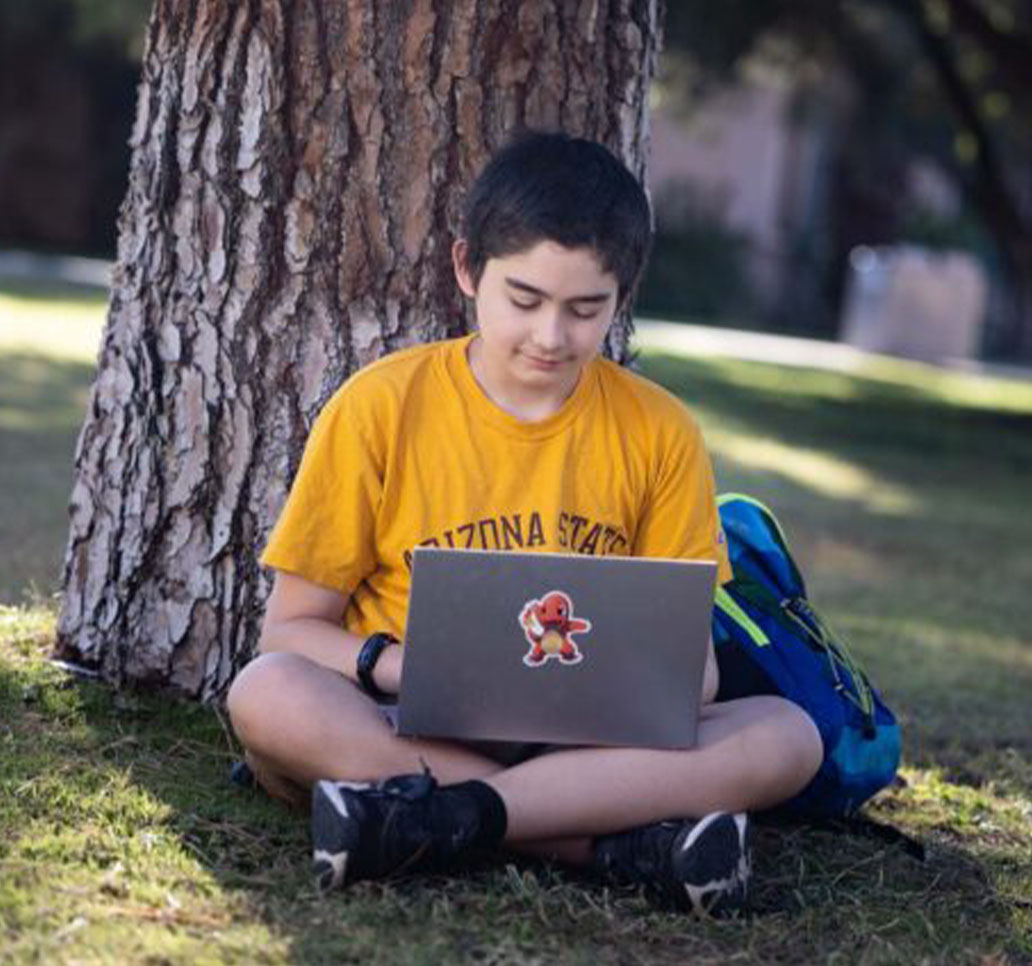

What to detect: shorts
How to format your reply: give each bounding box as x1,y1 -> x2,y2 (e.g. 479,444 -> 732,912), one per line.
713,638 -> 779,702
377,702 -> 554,767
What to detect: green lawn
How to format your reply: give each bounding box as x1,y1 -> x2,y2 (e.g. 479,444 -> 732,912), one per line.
1,283 -> 1030,964
0,281 -> 106,606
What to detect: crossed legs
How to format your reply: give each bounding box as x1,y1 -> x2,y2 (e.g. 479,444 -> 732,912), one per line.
227,651 -> 823,857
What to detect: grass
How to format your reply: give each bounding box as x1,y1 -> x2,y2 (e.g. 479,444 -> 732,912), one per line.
1,281 -> 1031,964
0,280 -> 106,606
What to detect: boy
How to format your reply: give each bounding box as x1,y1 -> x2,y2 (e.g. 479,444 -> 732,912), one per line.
227,131 -> 823,916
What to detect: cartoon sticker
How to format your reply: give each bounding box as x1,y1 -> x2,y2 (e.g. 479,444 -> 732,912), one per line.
518,590 -> 592,667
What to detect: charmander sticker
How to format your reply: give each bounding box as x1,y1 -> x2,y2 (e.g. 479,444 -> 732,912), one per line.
519,591 -> 592,667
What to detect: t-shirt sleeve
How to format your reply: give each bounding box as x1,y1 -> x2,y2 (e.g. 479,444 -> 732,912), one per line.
631,407 -> 733,584
260,387 -> 382,595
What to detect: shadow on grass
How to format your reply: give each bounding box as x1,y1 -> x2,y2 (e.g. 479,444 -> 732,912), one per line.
0,276 -> 109,305
1,649 -> 1027,965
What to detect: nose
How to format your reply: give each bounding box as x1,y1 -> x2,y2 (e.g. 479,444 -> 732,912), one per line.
531,308 -> 565,353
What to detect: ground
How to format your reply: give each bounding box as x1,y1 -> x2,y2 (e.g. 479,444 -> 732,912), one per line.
1,280 -> 1030,964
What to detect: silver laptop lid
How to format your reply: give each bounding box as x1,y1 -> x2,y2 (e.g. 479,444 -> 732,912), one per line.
397,549 -> 717,749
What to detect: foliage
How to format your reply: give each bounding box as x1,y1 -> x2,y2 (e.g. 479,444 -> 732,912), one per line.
662,0 -> 1032,356
0,1 -> 148,256
635,179 -> 757,325
898,207 -> 994,252
69,0 -> 151,51
0,0 -> 150,55
637,217 -> 755,326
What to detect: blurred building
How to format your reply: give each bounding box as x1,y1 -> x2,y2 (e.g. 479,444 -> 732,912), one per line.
840,245 -> 987,363
645,68 -> 990,361
646,69 -> 836,330
649,75 -> 828,311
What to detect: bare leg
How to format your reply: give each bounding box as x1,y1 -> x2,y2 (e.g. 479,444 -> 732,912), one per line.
488,696 -> 823,842
229,654 -> 821,858
229,652 -> 594,863
228,651 -> 501,785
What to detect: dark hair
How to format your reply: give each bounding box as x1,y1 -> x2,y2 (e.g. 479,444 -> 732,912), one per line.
460,131 -> 653,305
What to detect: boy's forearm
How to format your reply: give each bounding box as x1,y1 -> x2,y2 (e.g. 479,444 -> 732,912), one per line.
259,618 -> 404,694
259,617 -> 364,678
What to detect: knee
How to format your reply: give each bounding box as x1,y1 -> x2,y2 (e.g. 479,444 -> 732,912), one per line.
226,652 -> 313,749
763,697 -> 824,795
739,696 -> 824,804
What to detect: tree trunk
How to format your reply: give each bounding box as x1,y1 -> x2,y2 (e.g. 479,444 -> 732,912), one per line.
56,0 -> 665,699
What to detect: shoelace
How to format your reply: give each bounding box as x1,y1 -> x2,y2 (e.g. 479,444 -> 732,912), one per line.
377,770 -> 438,802
369,771 -> 440,876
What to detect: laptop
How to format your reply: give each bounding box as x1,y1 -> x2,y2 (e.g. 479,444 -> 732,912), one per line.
396,548 -> 717,749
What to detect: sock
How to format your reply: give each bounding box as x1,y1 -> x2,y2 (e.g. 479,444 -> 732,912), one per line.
438,779 -> 508,848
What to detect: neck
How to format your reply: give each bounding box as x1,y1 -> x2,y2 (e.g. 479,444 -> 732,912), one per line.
466,336 -> 582,422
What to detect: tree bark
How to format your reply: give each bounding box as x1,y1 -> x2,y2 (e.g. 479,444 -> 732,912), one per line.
56,0 -> 665,699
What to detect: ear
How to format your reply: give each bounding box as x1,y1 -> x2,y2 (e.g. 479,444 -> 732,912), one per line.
452,239 -> 477,298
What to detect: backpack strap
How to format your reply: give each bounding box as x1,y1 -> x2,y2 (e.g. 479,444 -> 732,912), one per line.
730,573 -> 879,738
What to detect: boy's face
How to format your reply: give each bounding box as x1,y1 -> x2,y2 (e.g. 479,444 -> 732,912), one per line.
452,238 -> 619,416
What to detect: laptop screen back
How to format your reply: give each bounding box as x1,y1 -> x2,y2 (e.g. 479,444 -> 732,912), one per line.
397,549 -> 717,749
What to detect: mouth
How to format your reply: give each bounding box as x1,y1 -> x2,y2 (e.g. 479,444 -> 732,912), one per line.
522,353 -> 568,371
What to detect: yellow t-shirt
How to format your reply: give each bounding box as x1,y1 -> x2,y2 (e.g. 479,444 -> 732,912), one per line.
262,334 -> 731,639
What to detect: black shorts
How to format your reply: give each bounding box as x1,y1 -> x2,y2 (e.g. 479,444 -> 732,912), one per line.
377,702 -> 553,767
714,640 -> 779,702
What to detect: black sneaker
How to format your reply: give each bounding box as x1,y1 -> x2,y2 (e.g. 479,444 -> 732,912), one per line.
594,812 -> 752,917
311,772 -> 487,892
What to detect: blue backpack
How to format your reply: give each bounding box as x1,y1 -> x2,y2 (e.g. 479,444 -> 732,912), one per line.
712,494 -> 902,819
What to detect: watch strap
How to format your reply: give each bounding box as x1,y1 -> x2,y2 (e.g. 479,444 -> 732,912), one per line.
356,632 -> 398,700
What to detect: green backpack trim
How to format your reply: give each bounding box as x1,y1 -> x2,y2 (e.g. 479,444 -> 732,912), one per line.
714,586 -> 770,647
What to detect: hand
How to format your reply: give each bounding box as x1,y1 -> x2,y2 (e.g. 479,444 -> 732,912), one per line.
372,641 -> 404,696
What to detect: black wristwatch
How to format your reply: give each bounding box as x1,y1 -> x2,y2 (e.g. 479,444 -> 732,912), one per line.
356,632 -> 399,700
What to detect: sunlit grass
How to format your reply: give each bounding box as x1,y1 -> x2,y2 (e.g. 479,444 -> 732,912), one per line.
0,288 -> 107,362
634,323 -> 1032,414
706,428 -> 918,513
0,283 -> 106,605
846,353 -> 1032,413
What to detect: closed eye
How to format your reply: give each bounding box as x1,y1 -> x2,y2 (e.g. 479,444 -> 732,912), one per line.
511,298 -> 600,320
